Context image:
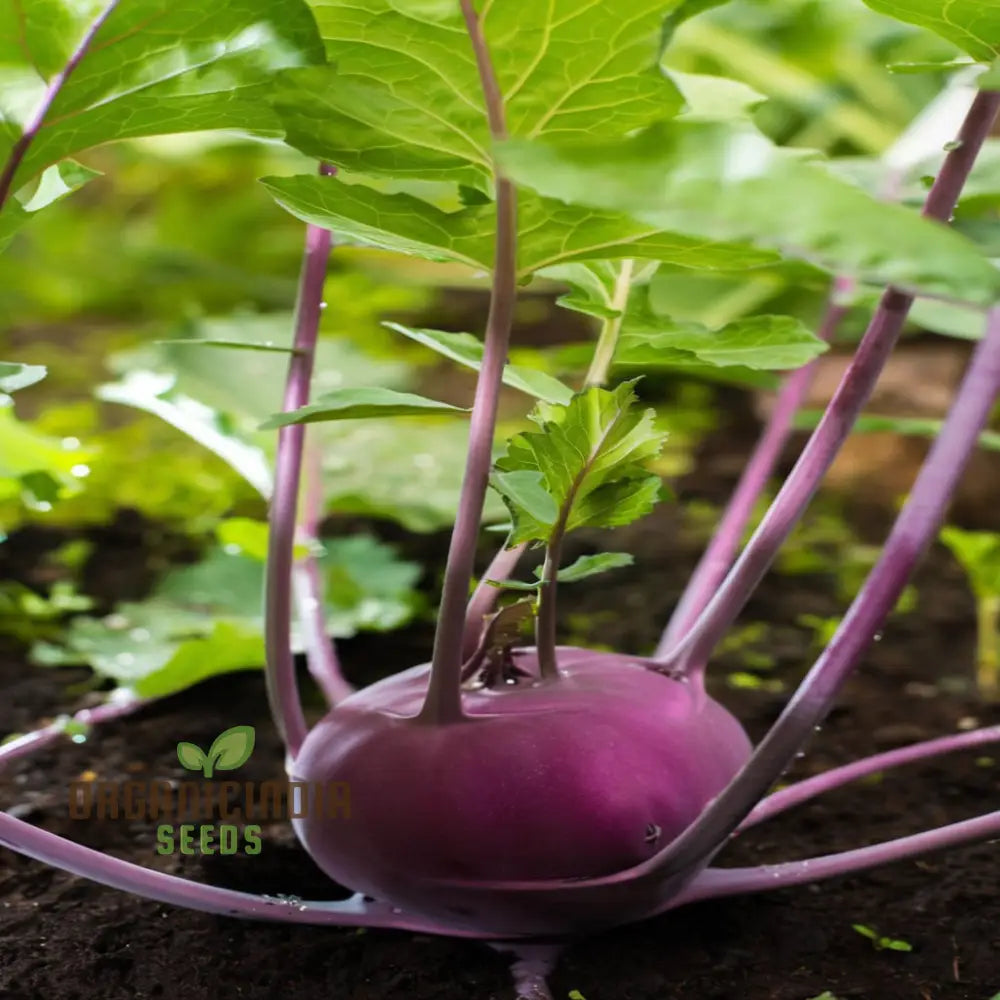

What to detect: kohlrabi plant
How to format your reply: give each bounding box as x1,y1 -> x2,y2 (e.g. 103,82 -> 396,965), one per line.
3,2 -> 1000,998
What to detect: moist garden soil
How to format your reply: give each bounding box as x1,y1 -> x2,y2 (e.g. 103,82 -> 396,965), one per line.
1,400 -> 999,1000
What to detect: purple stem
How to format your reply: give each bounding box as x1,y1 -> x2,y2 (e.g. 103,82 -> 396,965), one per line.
291,440 -> 353,706
673,808 -> 1000,906
0,0 -> 120,211
419,0 -> 517,724
653,89 -> 1000,675
265,163 -> 335,757
739,724 -> 1000,831
657,284 -> 852,657
0,692 -> 145,768
640,300 -> 1000,884
0,812 -> 494,937
461,540 -> 528,660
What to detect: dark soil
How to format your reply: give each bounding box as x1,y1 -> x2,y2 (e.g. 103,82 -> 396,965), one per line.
2,408 -> 999,1000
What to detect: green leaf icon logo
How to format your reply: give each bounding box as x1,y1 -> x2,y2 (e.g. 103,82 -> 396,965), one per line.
176,725 -> 255,778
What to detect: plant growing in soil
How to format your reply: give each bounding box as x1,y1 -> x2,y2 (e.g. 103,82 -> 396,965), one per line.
3,2 -> 1000,997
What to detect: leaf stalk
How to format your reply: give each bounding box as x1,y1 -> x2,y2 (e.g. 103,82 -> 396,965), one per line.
265,163 -> 336,758
420,0 -> 518,724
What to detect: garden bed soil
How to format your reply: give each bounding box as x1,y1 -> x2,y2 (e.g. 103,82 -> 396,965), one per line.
1,410 -> 999,1000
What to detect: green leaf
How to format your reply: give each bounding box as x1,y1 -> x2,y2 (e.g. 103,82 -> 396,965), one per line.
0,159 -> 100,250
260,176 -> 777,278
207,724 -> 256,771
0,399 -> 93,507
176,742 -> 207,772
498,121 -> 1000,304
668,70 -> 767,122
492,381 -> 666,545
153,339 -> 298,354
133,622 -> 266,700
543,261 -> 625,321
216,517 -> 271,562
490,470 -> 559,528
0,362 -> 46,393
97,370 -> 274,498
858,1 -> 1000,62
549,551 -> 634,583
0,0 -> 326,198
272,0 -> 684,186
260,387 -> 467,429
32,536 -> 422,696
384,323 -> 573,405
616,311 -> 828,371
322,535 -> 422,634
940,526 -> 1000,597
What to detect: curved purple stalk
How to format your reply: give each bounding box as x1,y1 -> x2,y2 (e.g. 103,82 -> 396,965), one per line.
657,284 -> 851,657
0,811 -> 493,937
654,89 -> 1000,676
292,439 -> 353,706
639,300 -> 1000,885
0,691 -> 145,767
674,807 -> 1000,906
419,0 -> 518,724
265,163 -> 336,758
462,539 -> 528,660
739,724 -> 1000,831
0,0 -> 120,211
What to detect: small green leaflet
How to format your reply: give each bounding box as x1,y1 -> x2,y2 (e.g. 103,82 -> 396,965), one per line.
259,387 -> 467,429
260,177 -> 776,278
498,120 -> 1000,305
273,0 -> 684,187
939,526 -> 1000,598
177,725 -> 256,778
489,552 -> 634,590
858,1 -> 1000,62
384,323 -> 573,405
491,381 -> 666,546
0,363 -> 46,393
0,0 -> 325,196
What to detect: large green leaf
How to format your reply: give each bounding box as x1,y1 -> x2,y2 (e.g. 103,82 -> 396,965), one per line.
498,120 -> 1000,304
859,1 -> 1000,62
615,309 -> 828,371
261,175 -> 776,276
492,381 -> 666,545
102,314 -> 501,532
33,535 -> 422,696
272,0 -> 685,186
0,0 -> 325,196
